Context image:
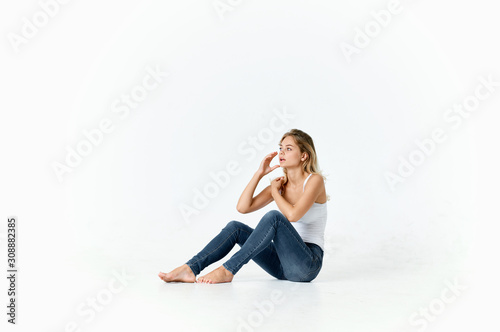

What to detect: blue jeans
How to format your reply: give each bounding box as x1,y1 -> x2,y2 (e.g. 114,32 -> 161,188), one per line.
185,210 -> 324,282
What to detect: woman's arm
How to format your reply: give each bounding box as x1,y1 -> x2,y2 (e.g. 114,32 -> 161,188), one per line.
271,174 -> 323,222
236,172 -> 273,213
271,186 -> 295,221
237,151 -> 281,213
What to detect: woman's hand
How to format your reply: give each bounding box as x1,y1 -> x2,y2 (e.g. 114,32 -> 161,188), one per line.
256,151 -> 280,177
270,176 -> 284,193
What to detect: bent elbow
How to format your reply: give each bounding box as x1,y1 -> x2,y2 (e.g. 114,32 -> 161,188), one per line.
237,206 -> 247,214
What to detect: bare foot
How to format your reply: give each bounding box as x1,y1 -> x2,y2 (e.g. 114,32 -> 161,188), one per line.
196,265 -> 234,284
158,264 -> 196,283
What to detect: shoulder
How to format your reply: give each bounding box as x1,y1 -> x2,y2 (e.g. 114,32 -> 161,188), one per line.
309,173 -> 324,184
305,173 -> 325,189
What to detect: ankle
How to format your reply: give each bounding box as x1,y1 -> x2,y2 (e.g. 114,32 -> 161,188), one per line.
222,266 -> 233,276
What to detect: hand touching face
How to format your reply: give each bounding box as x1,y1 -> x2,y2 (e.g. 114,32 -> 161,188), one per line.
258,151 -> 281,176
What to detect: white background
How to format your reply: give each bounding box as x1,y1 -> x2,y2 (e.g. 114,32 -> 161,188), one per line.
1,0 -> 499,331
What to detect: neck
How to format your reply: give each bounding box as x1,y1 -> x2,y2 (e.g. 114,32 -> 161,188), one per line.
286,168 -> 308,188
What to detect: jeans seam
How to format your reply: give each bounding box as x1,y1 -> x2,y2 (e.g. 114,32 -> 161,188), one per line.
223,227 -> 253,275
239,228 -> 253,241
300,258 -> 323,281
269,243 -> 285,279
280,219 -> 314,261
273,213 -> 314,281
189,228 -> 239,267
229,223 -> 275,272
222,262 -> 235,275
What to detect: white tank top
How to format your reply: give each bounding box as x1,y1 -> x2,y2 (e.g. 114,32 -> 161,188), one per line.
279,173 -> 327,251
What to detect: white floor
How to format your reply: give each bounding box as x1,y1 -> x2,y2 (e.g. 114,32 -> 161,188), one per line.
6,238 -> 485,332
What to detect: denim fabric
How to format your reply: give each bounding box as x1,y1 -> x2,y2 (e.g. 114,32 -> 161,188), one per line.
185,210 -> 324,282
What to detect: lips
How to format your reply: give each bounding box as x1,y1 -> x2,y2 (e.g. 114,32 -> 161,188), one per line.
280,158 -> 285,162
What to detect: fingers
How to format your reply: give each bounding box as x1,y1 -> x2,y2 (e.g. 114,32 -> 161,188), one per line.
267,151 -> 278,159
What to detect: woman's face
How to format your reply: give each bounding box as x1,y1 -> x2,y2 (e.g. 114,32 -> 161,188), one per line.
278,136 -> 306,167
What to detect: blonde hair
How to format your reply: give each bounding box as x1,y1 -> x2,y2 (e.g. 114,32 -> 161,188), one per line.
275,129 -> 330,201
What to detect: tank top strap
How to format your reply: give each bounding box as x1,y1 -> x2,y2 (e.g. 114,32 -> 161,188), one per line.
302,173 -> 313,192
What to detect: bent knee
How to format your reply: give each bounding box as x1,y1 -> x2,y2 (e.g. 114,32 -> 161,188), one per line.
262,210 -> 287,223
224,220 -> 245,230
264,210 -> 282,218
261,210 -> 287,226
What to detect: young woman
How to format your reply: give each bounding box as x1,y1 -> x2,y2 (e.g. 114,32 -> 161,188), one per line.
158,129 -> 329,284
